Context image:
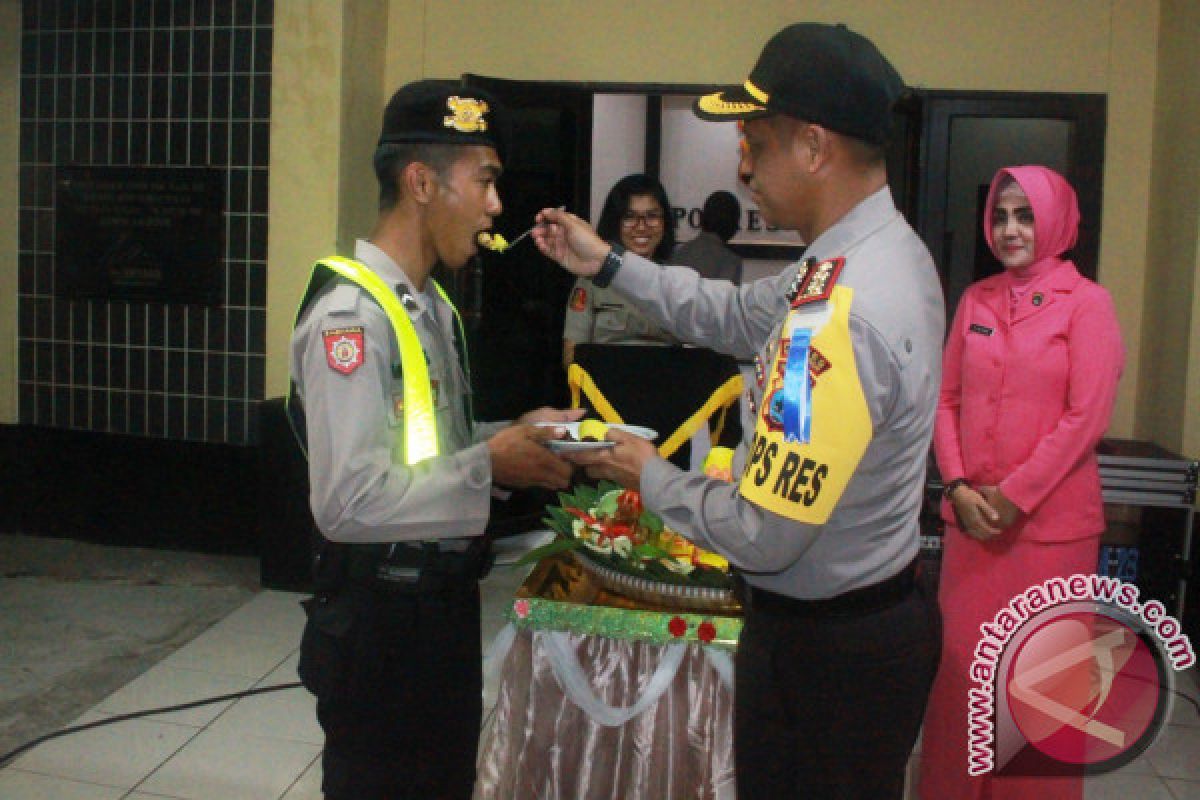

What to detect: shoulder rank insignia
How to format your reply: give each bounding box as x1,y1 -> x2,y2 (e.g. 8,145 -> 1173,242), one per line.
786,256 -> 845,308
324,327 -> 365,375
444,96 -> 489,133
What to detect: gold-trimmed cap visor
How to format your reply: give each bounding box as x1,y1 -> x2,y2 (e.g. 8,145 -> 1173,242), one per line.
691,24 -> 905,143
694,80 -> 772,121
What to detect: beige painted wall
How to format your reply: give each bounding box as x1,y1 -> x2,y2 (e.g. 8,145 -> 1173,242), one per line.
1144,0 -> 1200,457
0,0 -> 18,424
414,0 -> 1112,89
265,1 -> 350,394
336,1 -> 387,255
1189,209 -> 1200,458
264,0 -> 389,395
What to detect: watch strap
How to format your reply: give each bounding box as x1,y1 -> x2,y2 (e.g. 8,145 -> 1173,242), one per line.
592,243 -> 625,288
943,477 -> 971,501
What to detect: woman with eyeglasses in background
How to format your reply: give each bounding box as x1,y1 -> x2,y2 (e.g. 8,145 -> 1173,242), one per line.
562,173 -> 680,367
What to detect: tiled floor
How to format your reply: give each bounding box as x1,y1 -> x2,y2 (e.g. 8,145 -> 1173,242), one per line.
1,536 -> 1198,799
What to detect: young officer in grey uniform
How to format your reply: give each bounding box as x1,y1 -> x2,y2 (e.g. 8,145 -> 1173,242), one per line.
533,24 -> 944,800
289,81 -> 580,800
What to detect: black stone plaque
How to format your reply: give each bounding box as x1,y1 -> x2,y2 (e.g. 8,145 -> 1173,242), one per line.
55,166 -> 225,305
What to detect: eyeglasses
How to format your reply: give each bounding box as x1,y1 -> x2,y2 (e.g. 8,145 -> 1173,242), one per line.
620,210 -> 665,228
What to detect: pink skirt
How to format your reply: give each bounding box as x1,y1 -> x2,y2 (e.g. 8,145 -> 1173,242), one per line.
916,525 -> 1099,800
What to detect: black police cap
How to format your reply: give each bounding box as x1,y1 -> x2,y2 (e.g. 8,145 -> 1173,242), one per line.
694,23 -> 904,146
378,80 -> 510,161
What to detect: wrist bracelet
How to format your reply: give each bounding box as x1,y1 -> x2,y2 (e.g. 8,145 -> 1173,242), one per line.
592,243 -> 625,288
943,477 -> 971,501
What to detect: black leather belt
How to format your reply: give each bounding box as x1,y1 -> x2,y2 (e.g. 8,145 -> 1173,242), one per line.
746,558 -> 918,618
317,540 -> 490,594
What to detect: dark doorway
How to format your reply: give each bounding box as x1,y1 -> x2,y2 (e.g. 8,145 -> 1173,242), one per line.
450,76 -> 594,420
912,91 -> 1107,317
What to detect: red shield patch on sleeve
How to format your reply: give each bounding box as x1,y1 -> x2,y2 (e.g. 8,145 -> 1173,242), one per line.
570,287 -> 588,311
323,327 -> 365,375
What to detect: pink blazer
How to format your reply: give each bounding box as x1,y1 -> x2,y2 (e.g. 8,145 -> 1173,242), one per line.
935,262 -> 1124,542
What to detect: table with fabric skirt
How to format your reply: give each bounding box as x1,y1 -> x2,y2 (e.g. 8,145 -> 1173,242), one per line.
474,553 -> 743,800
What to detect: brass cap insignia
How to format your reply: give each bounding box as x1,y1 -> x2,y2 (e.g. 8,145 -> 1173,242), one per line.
444,96 -> 489,133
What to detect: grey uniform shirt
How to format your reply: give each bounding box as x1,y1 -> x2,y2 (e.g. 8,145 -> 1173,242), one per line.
672,231 -> 744,285
563,277 -> 681,347
612,187 -> 944,598
290,240 -> 502,545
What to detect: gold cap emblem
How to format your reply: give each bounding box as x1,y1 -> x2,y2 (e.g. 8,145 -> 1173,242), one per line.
444,96 -> 489,133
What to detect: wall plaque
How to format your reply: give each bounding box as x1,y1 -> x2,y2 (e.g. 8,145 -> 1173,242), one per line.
55,166 -> 225,305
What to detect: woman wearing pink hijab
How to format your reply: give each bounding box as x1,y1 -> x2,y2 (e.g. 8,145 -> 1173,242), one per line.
917,166 -> 1124,799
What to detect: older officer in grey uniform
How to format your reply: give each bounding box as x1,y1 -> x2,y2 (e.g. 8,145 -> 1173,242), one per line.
290,81 -> 580,800
533,23 -> 944,800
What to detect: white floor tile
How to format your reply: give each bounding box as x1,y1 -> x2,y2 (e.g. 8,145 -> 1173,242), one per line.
1165,779 -> 1200,799
206,590 -> 308,643
153,627 -> 297,680
206,656 -> 321,746
279,756 -> 323,800
1084,772 -> 1176,799
0,769 -> 126,800
1167,684 -> 1200,728
10,712 -> 198,791
490,531 -> 555,567
1146,725 -> 1200,780
0,668 -> 55,707
93,666 -> 255,728
137,728 -> 320,800
1108,752 -> 1158,776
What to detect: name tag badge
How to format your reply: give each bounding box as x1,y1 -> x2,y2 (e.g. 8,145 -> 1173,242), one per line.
969,323 -> 994,336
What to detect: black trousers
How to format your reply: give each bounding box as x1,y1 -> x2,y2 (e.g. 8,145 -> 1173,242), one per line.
734,572 -> 941,799
299,581 -> 482,800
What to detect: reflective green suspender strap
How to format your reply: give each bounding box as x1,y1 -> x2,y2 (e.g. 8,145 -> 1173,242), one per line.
300,256 -> 440,465
430,281 -> 473,433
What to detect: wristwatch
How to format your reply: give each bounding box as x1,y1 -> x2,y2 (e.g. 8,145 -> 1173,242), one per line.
943,477 -> 971,501
591,243 -> 625,288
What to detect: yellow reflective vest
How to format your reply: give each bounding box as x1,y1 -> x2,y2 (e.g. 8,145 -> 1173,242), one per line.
289,256 -> 466,465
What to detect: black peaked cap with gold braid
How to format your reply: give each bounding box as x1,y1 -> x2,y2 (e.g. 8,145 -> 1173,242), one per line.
694,23 -> 904,146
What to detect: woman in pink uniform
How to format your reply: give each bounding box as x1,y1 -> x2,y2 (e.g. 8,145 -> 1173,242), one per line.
917,165 -> 1124,799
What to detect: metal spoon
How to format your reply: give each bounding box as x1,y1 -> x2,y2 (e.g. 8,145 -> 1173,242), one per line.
483,206 -> 566,253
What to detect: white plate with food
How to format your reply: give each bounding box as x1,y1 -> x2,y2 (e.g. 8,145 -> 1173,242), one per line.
535,420 -> 658,452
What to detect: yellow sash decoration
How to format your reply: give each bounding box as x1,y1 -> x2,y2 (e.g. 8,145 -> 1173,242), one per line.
739,285 -> 871,523
566,362 -> 625,425
305,256 -> 447,465
566,362 -> 743,459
